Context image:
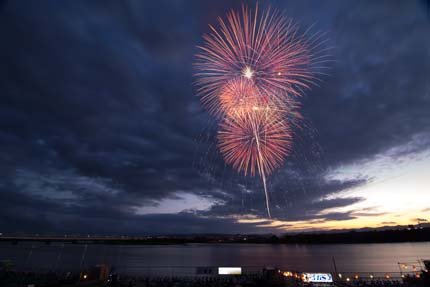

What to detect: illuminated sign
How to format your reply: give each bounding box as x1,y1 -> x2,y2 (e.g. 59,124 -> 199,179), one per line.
218,267 -> 242,275
302,273 -> 333,283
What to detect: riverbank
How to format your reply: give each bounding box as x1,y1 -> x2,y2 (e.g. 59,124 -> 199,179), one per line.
1,227 -> 429,245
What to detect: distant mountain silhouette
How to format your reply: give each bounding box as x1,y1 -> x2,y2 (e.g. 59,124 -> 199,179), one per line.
1,224 -> 429,244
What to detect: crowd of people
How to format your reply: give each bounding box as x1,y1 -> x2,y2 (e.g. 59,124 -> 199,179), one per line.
104,274 -> 428,287
0,270 -> 79,287
107,273 -> 289,287
0,270 -> 427,287
333,276 -> 428,287
338,279 -> 403,287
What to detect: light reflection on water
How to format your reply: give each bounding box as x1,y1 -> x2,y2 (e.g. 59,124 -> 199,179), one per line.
0,242 -> 429,275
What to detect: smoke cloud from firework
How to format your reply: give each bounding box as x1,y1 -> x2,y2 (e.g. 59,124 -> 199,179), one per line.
194,4 -> 327,218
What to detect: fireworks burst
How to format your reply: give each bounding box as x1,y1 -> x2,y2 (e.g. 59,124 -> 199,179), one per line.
194,4 -> 327,218
218,109 -> 292,178
218,110 -> 292,218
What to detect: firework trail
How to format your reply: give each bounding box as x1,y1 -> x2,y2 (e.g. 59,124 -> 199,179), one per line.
218,109 -> 292,178
218,109 -> 292,217
195,4 -> 327,218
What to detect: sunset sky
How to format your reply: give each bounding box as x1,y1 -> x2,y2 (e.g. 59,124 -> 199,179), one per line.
1,0 -> 429,234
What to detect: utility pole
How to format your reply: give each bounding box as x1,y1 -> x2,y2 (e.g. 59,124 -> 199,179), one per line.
332,257 -> 339,280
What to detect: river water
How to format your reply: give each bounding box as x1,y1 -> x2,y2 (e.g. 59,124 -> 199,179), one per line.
1,242 -> 429,276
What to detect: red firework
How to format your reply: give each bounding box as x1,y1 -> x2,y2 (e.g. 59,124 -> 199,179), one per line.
219,78 -> 267,116
195,4 -> 325,117
218,107 -> 292,218
218,109 -> 292,177
218,78 -> 304,127
194,4 -> 327,218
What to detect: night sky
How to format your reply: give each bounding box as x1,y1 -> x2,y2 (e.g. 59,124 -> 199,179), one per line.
1,0 -> 429,235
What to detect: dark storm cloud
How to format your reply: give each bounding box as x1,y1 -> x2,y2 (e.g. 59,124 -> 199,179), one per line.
304,1 -> 430,166
0,183 -> 278,235
0,0 -> 429,234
